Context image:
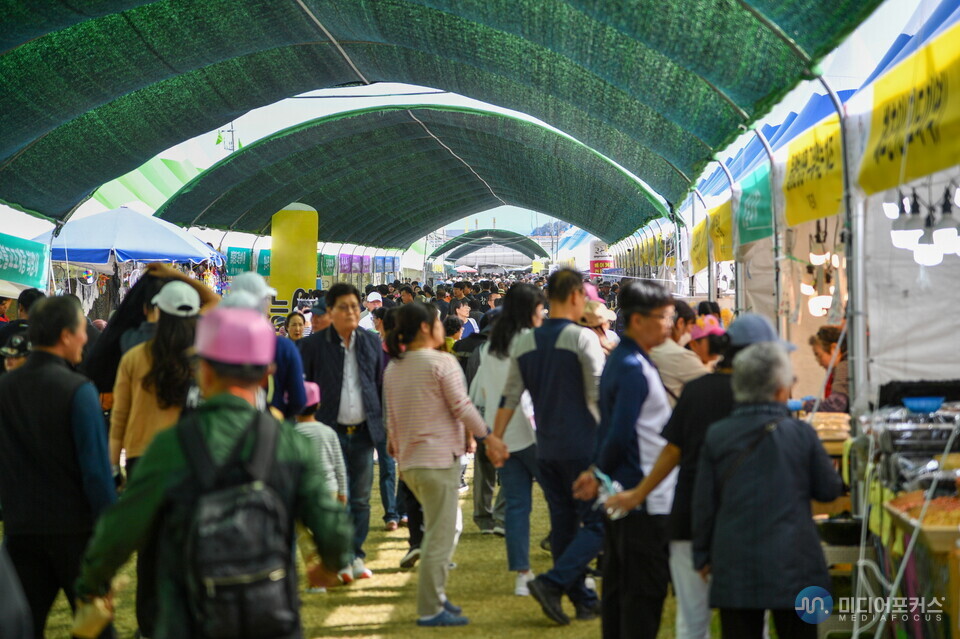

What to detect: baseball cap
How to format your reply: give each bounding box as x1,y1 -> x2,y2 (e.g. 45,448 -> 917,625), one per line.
310,299 -> 327,315
151,281 -> 201,318
583,282 -> 604,303
366,292 -> 383,302
220,290 -> 264,311
689,315 -> 725,341
726,313 -> 796,351
1,332 -> 30,358
195,307 -> 276,366
303,381 -> 321,408
230,271 -> 277,300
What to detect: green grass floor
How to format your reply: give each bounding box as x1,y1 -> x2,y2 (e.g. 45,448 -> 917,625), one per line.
35,458 -> 721,638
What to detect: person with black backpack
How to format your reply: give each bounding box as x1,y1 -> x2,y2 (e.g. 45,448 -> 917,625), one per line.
74,306 -> 353,639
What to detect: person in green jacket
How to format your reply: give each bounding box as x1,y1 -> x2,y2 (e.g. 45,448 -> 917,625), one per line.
73,306 -> 353,639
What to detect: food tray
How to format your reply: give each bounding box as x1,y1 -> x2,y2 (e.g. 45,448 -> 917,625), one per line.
884,501 -> 960,553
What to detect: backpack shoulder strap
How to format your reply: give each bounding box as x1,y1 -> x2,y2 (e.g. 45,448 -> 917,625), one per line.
178,412 -> 216,491
245,412 -> 279,482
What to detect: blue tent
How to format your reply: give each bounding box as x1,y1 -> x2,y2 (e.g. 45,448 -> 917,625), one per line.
36,207 -> 224,267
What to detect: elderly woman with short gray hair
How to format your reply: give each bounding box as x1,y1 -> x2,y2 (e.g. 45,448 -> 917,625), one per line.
692,342 -> 842,639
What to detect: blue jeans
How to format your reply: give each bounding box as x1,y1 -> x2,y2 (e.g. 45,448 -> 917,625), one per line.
537,457 -> 604,606
498,444 -> 539,571
374,438 -> 398,523
336,425 -> 375,560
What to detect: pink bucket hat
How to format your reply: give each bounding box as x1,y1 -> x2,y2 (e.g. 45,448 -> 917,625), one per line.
689,315 -> 725,341
303,381 -> 321,408
196,307 -> 276,366
583,282 -> 604,303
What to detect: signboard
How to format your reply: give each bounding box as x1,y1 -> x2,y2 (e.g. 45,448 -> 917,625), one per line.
362,255 -> 372,274
690,218 -> 709,274
708,200 -> 735,261
589,240 -> 613,274
783,114 -> 843,227
320,254 -> 336,277
374,256 -> 386,273
0,232 -> 48,290
339,254 -> 351,274
351,255 -> 363,274
602,267 -> 625,276
256,249 -> 271,277
226,247 -> 252,276
737,164 -> 774,246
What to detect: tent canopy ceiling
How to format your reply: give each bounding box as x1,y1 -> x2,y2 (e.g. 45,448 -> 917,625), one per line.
429,229 -> 550,262
156,105 -> 664,248
0,0 -> 883,224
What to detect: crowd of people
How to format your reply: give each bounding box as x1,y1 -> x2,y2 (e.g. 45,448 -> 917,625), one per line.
0,265 -> 844,639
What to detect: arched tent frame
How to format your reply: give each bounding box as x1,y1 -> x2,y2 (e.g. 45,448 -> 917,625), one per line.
428,229 -> 550,263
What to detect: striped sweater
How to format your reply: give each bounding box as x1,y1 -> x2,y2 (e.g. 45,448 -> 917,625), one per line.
384,349 -> 488,471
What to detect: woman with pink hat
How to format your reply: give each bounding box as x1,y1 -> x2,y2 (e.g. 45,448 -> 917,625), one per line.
686,315 -> 726,368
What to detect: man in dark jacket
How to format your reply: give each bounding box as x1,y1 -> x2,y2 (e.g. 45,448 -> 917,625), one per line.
0,288 -> 45,376
693,342 -> 842,639
299,282 -> 385,582
0,295 -> 116,638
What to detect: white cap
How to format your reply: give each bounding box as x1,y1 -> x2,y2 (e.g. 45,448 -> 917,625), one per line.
220,290 -> 265,311
230,271 -> 277,300
366,292 -> 383,302
152,281 -> 201,318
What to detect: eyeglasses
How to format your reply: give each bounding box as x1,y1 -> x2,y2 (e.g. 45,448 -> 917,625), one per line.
333,304 -> 362,314
644,311 -> 676,323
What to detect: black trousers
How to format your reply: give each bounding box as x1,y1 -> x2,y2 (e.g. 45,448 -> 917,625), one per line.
720,608 -> 817,639
126,456 -> 158,637
4,533 -> 116,639
601,511 -> 670,639
397,480 -> 424,549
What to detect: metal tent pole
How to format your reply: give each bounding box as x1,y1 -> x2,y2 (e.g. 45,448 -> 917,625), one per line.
752,129 -> 784,336
715,161 -> 742,315
694,189 -> 715,302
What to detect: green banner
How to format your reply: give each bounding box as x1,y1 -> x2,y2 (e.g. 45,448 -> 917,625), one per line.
226,247 -> 252,276
319,254 -> 336,277
256,249 -> 271,276
0,232 -> 48,290
737,163 -> 774,246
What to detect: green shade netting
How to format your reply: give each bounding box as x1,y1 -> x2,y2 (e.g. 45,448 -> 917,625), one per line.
0,0 -> 883,223
428,229 -> 550,262
155,105 -> 666,248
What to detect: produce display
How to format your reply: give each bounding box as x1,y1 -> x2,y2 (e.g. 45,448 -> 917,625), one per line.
888,490 -> 960,526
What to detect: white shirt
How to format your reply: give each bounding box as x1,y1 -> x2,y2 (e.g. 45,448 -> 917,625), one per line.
469,342 -> 536,452
634,352 -> 678,515
337,330 -> 367,425
358,313 -> 376,333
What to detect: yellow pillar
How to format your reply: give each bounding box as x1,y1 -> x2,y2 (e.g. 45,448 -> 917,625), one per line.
269,203 -> 318,329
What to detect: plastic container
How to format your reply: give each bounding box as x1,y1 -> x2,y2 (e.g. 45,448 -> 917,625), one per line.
903,396 -> 946,413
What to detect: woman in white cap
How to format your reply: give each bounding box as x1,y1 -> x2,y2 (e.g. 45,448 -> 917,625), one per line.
108,279 -> 201,638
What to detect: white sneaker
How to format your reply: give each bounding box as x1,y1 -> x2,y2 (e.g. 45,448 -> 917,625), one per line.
515,571 -> 535,596
353,557 -> 373,580
585,576 -> 597,592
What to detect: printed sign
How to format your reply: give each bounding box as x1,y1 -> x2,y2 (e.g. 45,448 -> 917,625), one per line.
226,247 -> 252,276
737,164 -> 774,245
708,200 -> 735,261
783,114 -> 843,227
256,249 -> 271,277
690,218 -> 709,274
0,232 -> 47,290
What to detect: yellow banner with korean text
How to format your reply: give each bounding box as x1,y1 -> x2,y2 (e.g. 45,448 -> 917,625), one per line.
707,200 -> 734,261
690,218 -> 709,274
783,114 -> 844,227
859,20 -> 960,194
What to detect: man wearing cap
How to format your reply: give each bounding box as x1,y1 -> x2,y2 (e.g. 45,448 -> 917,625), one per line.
0,296 -> 116,638
0,288 -> 45,376
602,313 -> 793,639
1,329 -> 29,372
228,272 -> 306,420
309,299 -> 331,335
299,283 -> 385,582
358,292 -> 382,332
74,307 -> 353,638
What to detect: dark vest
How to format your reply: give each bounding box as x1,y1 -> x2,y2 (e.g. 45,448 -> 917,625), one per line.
0,351 -> 95,535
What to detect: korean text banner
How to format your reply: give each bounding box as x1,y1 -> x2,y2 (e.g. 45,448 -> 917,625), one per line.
256,249 -> 271,276
690,218 -> 709,274
226,247 -> 252,276
859,20 -> 960,194
783,114 -> 843,227
374,256 -> 385,273
362,255 -> 372,274
351,255 -> 363,274
737,164 -> 774,245
339,254 -> 351,273
708,200 -> 734,261
320,254 -> 336,277
0,232 -> 47,289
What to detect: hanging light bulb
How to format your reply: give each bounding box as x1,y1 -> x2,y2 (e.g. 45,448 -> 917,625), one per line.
809,250 -> 831,266
933,187 -> 960,253
891,190 -> 925,250
831,253 -> 842,269
808,295 -> 832,317
914,212 -> 944,266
